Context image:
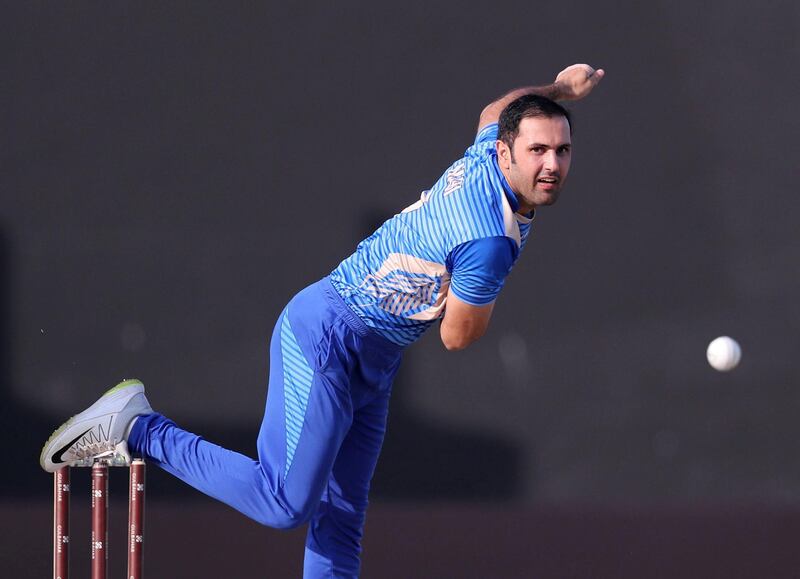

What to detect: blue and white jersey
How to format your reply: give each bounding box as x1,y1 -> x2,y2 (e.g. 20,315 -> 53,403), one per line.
329,123 -> 533,346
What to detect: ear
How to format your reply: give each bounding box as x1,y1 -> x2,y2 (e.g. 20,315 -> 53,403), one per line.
496,140 -> 511,169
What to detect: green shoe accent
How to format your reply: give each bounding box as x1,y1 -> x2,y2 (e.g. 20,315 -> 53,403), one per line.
102,378 -> 143,397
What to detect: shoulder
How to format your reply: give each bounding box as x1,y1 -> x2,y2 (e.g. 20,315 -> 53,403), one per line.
449,236 -> 517,272
465,123 -> 499,160
475,123 -> 499,143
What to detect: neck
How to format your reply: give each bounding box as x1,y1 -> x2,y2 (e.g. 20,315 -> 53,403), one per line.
515,196 -> 536,216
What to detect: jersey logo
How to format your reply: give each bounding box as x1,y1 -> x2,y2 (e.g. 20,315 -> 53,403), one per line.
442,160 -> 465,195
400,160 -> 467,215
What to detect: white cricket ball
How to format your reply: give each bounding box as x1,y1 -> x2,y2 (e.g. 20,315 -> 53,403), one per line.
706,336 -> 741,372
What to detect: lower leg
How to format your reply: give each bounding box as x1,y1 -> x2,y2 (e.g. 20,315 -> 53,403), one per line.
302,392 -> 390,578
304,496 -> 366,579
129,413 -> 300,528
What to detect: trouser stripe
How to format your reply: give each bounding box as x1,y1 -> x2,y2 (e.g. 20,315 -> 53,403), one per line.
279,310 -> 314,477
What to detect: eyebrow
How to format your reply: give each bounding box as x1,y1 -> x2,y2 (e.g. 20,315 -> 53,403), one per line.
527,143 -> 572,148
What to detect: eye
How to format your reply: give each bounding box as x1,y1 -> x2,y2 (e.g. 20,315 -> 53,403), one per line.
557,145 -> 571,155
531,146 -> 545,154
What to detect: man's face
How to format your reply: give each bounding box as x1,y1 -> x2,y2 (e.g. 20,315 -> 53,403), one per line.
496,115 -> 572,213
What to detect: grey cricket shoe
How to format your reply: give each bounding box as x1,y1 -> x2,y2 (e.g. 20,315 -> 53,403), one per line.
40,379 -> 153,472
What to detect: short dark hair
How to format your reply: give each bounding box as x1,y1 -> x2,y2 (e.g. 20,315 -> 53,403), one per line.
497,94 -> 572,150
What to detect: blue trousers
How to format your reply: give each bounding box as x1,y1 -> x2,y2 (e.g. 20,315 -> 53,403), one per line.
128,278 -> 403,578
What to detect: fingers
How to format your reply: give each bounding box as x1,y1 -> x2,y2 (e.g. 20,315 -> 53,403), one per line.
590,68 -> 605,85
556,63 -> 589,81
557,64 -> 604,83
554,63 -> 605,100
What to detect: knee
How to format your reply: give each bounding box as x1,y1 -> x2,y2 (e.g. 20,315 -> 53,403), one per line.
254,500 -> 316,530
261,512 -> 308,531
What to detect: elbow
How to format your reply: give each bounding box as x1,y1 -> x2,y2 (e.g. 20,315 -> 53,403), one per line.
442,337 -> 468,352
478,107 -> 496,131
441,331 -> 481,352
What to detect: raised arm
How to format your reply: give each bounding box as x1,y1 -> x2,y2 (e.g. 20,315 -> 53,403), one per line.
477,63 -> 605,132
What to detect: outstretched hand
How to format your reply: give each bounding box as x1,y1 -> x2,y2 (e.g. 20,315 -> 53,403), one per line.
554,64 -> 605,101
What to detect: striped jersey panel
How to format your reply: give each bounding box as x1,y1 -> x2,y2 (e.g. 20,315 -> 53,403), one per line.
329,123 -> 531,346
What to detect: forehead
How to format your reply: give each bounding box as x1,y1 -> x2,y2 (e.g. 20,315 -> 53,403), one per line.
515,115 -> 571,145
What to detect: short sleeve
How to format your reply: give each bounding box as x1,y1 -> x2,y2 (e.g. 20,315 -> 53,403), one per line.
464,123 -> 500,164
474,123 -> 499,145
448,236 -> 517,306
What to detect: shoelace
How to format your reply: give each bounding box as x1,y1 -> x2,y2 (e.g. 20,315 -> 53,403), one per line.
72,440 -> 116,460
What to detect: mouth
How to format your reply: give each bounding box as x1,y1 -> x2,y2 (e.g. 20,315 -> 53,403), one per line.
536,176 -> 559,191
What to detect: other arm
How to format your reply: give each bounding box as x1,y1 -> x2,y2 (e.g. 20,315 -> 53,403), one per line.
440,293 -> 495,351
439,237 -> 517,351
477,63 -> 605,131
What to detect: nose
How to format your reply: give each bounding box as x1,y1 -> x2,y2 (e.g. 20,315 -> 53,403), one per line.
543,150 -> 559,172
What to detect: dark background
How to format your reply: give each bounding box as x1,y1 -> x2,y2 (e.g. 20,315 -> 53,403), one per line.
3,2 -> 799,577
